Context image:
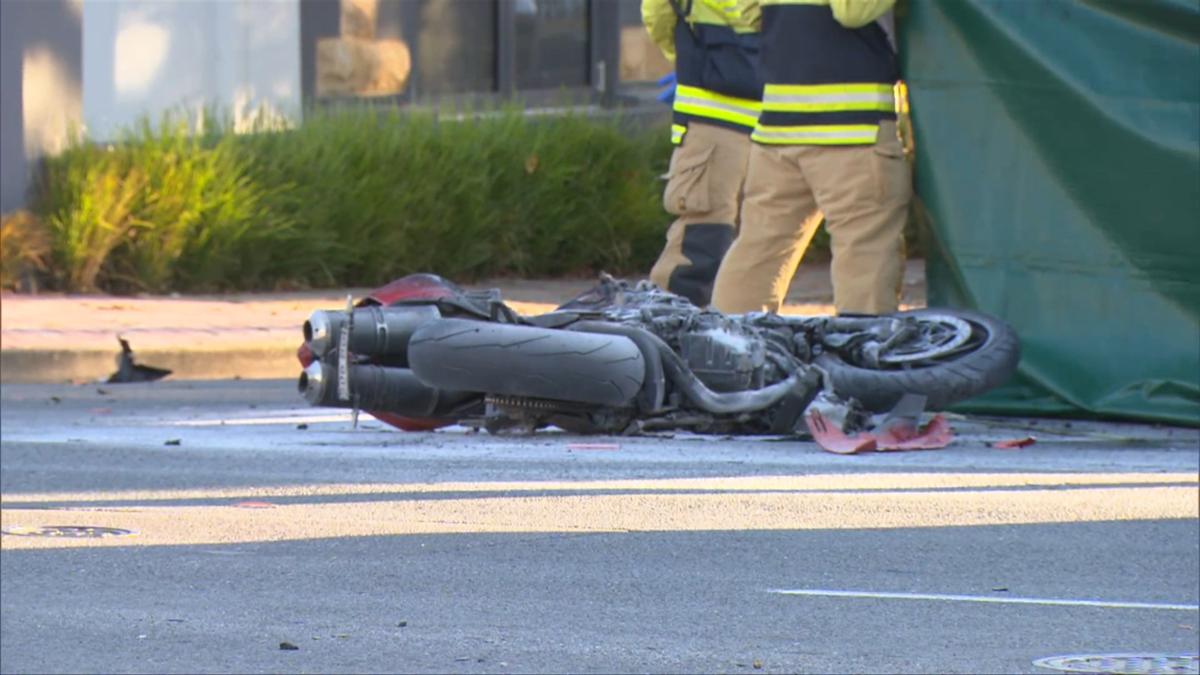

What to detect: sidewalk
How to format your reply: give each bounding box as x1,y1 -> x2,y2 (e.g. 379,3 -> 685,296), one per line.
0,261 -> 926,384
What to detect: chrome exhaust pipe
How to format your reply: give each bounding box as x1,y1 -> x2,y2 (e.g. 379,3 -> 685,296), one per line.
298,361 -> 332,406
298,360 -> 473,416
304,304 -> 441,360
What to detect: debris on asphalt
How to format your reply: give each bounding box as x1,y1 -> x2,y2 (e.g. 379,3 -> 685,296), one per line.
279,641 -> 299,651
107,336 -> 172,383
397,621 -> 408,627
49,396 -> 61,404
806,410 -> 953,454
874,414 -> 953,451
164,439 -> 182,446
992,436 -> 1037,449
296,423 -> 309,430
753,659 -> 763,669
991,587 -> 1009,592
96,388 -> 109,395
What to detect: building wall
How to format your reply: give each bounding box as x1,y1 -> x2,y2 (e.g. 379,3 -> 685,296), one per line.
82,0 -> 302,140
0,0 -> 83,214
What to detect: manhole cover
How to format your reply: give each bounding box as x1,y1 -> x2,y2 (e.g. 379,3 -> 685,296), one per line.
1,525 -> 135,538
1034,654 -> 1199,675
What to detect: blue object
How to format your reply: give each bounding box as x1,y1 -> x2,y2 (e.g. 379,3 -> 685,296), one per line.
656,72 -> 676,104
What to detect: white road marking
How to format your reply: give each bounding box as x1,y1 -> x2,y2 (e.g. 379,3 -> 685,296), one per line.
164,413 -> 357,427
767,589 -> 1200,611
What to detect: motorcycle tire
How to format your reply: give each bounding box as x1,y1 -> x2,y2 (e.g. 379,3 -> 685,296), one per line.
815,308 -> 1020,412
408,318 -> 645,407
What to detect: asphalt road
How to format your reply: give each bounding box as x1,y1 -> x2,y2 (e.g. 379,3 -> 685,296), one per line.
1,380 -> 1198,674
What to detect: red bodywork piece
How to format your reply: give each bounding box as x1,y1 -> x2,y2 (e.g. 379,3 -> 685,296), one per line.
992,436 -> 1037,449
805,410 -> 954,455
298,274 -> 463,431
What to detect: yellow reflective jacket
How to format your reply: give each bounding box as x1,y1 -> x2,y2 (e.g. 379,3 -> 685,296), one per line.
642,0 -> 764,141
642,0 -> 761,62
705,0 -> 894,30
708,0 -> 899,146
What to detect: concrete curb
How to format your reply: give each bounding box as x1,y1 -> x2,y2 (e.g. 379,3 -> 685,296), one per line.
1,344 -> 304,384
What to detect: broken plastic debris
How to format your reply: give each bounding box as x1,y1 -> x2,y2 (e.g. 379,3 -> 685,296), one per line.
805,409 -> 876,454
992,436 -> 1036,449
874,414 -> 953,450
806,410 -> 954,454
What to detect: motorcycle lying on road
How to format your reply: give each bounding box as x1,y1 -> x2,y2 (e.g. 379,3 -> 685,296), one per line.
296,273 -> 1019,451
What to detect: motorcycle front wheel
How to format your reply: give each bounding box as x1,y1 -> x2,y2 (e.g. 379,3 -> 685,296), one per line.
815,308 -> 1020,412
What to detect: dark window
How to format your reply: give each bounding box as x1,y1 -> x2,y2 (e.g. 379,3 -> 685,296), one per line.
513,0 -> 589,90
381,0 -> 497,97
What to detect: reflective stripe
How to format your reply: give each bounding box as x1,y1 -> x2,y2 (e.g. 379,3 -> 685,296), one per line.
751,123 -> 879,145
702,0 -> 742,16
674,84 -> 761,129
766,83 -> 896,95
671,124 -> 687,145
763,88 -> 897,112
763,83 -> 896,112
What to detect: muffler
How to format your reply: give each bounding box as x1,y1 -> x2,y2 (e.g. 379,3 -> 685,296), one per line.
298,360 -> 472,416
304,304 -> 441,361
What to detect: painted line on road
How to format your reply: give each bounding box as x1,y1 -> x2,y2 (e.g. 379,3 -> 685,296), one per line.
766,589 -> 1200,612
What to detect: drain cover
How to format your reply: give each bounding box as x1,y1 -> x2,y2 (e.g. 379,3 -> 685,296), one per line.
1,525 -> 135,538
1034,654 -> 1199,675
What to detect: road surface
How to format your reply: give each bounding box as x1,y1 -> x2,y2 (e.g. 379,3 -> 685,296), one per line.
2,380 -> 1197,674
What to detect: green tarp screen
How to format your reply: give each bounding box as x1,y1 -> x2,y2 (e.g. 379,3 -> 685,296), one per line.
899,0 -> 1200,426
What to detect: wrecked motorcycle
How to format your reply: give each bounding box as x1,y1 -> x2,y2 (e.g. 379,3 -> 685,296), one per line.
296,273 -> 1019,450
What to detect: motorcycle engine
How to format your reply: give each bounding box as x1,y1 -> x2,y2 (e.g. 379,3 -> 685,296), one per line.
677,317 -> 768,392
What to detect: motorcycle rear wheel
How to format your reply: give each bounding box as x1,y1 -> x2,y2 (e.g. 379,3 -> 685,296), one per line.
815,309 -> 1020,412
408,318 -> 646,407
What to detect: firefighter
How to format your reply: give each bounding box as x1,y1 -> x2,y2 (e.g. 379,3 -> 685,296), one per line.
710,0 -> 911,315
643,0 -> 763,307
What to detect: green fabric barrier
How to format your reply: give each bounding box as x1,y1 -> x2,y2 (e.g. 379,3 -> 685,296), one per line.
899,0 -> 1200,427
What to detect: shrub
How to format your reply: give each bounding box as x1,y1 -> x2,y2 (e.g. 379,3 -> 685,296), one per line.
0,210 -> 52,291
37,115 -> 300,293
32,105 -> 674,293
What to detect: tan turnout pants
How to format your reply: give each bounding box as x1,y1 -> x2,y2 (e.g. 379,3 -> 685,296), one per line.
711,120 -> 911,315
649,123 -> 753,307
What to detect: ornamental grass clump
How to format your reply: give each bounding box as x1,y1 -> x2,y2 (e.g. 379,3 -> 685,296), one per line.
237,104 -> 672,287
37,113 -> 299,293
33,105 -> 673,293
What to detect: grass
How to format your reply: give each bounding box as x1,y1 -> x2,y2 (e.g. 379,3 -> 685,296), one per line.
28,105 -> 673,293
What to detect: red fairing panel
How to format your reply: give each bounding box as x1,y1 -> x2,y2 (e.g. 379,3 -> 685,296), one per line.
364,273 -> 461,307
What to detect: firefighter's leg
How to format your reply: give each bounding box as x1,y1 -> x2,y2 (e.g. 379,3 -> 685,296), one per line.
710,143 -> 822,314
649,123 -> 751,306
804,121 -> 912,315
